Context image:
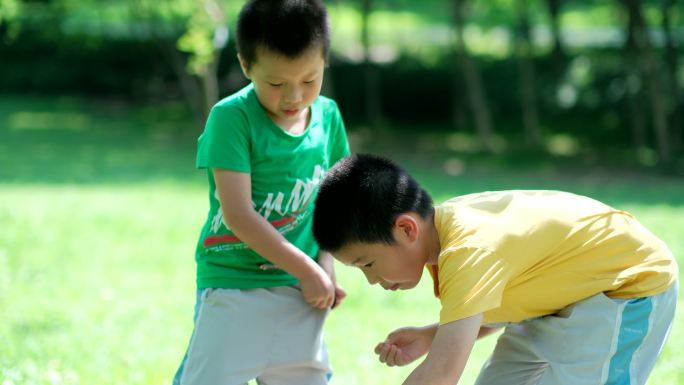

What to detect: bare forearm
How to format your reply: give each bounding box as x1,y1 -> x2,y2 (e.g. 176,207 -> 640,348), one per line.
317,251 -> 334,276
421,323 -> 495,341
224,208 -> 319,279
402,315 -> 482,385
401,326 -> 461,385
421,323 -> 439,341
403,359 -> 464,385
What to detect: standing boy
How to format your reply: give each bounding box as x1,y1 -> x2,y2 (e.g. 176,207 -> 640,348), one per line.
173,1 -> 350,384
312,154 -> 678,385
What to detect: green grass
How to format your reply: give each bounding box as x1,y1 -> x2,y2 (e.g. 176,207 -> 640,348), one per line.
1,97 -> 683,384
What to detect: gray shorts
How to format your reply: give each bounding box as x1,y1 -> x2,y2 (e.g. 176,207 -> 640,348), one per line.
475,282 -> 678,385
174,286 -> 330,385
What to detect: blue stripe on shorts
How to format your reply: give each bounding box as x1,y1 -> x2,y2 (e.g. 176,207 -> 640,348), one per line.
605,297 -> 653,384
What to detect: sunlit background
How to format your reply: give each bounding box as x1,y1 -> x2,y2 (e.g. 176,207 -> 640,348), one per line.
1,1 -> 682,384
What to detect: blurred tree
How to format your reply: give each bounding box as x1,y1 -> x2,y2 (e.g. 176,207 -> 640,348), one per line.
133,0 -> 205,128
177,0 -> 228,117
623,1 -> 648,152
544,0 -> 566,81
623,0 -> 672,165
360,0 -> 383,127
0,0 -> 21,41
660,0 -> 681,153
514,0 -> 542,148
451,0 -> 496,152
133,0 -> 229,129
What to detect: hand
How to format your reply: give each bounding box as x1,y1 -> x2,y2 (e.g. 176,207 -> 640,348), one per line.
374,326 -> 435,367
332,284 -> 347,309
317,251 -> 345,309
299,265 -> 335,309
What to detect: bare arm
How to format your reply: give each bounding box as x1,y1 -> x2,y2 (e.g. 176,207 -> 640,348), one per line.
402,314 -> 482,385
317,250 -> 347,308
213,169 -> 334,308
374,321 -> 499,368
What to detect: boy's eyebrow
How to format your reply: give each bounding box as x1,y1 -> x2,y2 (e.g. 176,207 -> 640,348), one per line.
266,69 -> 322,81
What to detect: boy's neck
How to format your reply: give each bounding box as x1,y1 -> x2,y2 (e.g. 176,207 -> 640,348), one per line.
425,211 -> 442,265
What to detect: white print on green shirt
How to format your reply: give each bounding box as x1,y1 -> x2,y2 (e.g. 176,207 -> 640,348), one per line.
210,164 -> 325,235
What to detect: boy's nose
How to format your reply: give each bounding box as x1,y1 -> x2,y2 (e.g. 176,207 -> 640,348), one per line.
284,87 -> 303,103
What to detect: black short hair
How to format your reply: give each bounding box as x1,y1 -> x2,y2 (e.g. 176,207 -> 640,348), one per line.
313,154 -> 434,252
236,0 -> 330,69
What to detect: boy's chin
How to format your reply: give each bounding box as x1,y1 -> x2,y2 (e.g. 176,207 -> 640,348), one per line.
401,281 -> 420,290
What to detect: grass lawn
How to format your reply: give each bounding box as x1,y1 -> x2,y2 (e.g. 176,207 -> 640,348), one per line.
1,97 -> 683,384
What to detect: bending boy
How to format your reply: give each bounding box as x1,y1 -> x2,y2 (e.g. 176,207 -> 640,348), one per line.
312,154 -> 678,385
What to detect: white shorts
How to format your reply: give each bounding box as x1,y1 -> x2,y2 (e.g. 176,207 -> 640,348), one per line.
475,282 -> 678,385
176,286 -> 330,385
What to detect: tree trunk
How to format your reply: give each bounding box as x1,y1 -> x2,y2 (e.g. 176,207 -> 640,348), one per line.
450,60 -> 469,132
361,0 -> 382,127
545,0 -> 565,79
452,0 -> 495,152
201,56 -> 220,114
623,0 -> 647,150
201,0 -> 226,114
661,0 -> 681,153
625,0 -> 671,165
167,41 -> 210,129
134,0 -> 207,129
514,0 -> 542,148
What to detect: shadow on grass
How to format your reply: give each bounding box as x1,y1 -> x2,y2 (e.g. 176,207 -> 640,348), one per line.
2,95 -> 683,207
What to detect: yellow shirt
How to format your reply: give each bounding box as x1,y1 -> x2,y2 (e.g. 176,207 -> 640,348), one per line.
428,190 -> 678,325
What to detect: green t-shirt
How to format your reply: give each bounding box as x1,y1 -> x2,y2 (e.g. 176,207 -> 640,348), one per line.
195,83 -> 350,289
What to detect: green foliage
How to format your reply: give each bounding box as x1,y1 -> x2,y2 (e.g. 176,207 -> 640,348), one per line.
177,1 -> 228,76
0,0 -> 21,39
177,26 -> 216,75
0,0 -> 19,22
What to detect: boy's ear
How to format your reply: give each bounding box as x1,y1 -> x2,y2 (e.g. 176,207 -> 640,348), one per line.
394,214 -> 419,243
237,54 -> 251,79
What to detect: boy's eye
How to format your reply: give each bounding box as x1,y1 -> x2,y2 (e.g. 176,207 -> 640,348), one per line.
303,80 -> 315,84
268,82 -> 283,87
363,261 -> 374,268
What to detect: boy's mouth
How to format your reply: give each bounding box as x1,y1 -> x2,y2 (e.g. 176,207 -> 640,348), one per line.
283,108 -> 299,116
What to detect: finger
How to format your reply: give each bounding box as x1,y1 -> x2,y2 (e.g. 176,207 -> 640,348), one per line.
315,298 -> 327,309
374,342 -> 384,355
323,294 -> 335,308
397,351 -> 410,367
331,290 -> 342,308
381,344 -> 393,364
386,345 -> 399,367
318,294 -> 329,309
378,343 -> 390,363
335,287 -> 347,301
308,297 -> 323,309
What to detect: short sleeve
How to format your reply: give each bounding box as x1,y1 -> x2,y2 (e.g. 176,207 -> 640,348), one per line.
438,247 -> 509,325
328,101 -> 350,163
196,104 -> 251,172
